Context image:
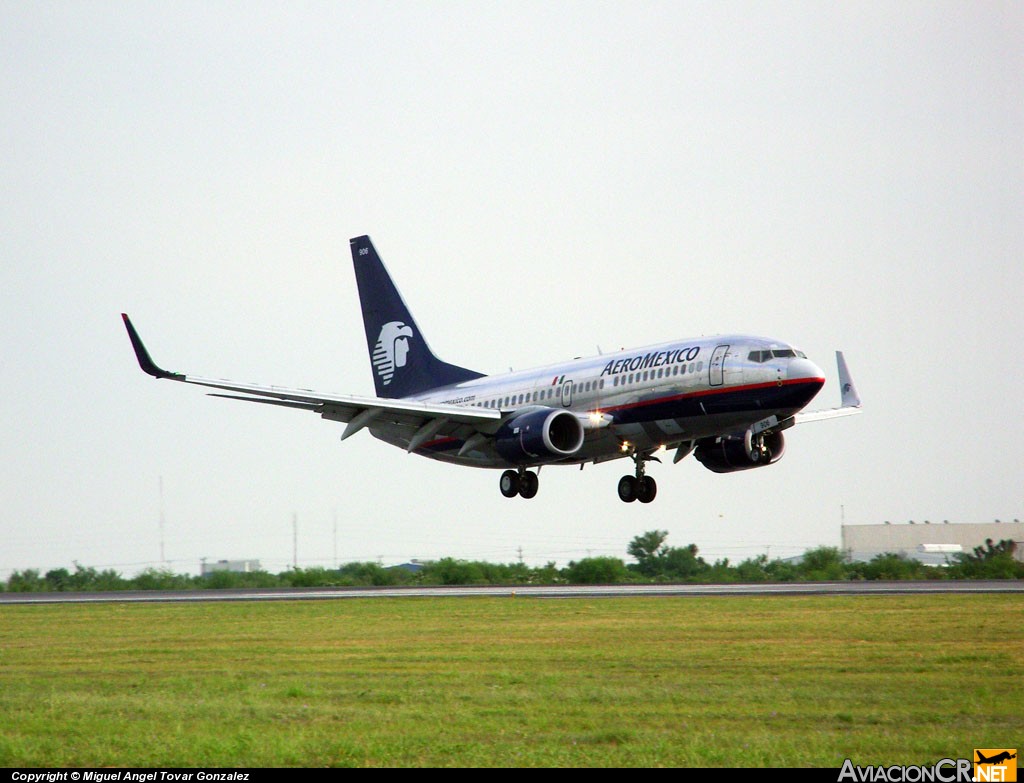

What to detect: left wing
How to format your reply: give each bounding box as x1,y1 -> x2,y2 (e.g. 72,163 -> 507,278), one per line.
121,314 -> 502,449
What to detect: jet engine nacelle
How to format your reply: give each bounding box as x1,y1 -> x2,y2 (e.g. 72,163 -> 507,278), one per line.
694,429 -> 786,474
495,408 -> 585,464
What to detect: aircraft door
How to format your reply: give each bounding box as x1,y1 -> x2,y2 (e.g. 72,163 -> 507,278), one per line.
561,380 -> 573,408
709,344 -> 729,387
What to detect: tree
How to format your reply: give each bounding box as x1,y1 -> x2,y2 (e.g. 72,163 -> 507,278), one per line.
45,567 -> 72,591
849,553 -> 933,581
796,547 -> 848,581
8,569 -> 46,592
338,561 -> 407,586
950,539 -> 1024,579
420,558 -> 489,585
660,544 -> 709,580
283,567 -> 340,587
627,530 -> 669,576
564,557 -> 630,584
131,567 -> 192,590
735,555 -> 772,582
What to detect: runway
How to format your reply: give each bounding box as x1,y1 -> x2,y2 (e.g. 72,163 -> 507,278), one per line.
2,580 -> 1022,604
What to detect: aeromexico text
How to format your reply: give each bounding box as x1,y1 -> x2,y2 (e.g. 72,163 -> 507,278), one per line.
599,346 -> 702,377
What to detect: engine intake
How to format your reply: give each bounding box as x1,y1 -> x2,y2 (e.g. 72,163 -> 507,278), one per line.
495,408 -> 585,465
694,430 -> 786,474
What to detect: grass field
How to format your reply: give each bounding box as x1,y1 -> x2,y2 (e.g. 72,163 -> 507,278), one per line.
1,594 -> 1021,767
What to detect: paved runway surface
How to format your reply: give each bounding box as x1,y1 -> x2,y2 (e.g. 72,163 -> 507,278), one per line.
2,580 -> 1022,604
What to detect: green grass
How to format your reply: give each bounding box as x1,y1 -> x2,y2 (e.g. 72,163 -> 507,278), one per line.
1,595 -> 1021,767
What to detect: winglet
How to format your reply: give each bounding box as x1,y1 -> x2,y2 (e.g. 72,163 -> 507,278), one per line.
121,313 -> 183,380
836,351 -> 861,409
790,351 -> 862,425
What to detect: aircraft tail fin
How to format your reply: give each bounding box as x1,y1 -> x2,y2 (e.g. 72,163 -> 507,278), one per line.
349,236 -> 485,399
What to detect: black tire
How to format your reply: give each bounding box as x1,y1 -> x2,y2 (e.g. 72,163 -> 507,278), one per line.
637,475 -> 658,504
500,470 -> 520,498
617,475 -> 637,503
519,471 -> 539,499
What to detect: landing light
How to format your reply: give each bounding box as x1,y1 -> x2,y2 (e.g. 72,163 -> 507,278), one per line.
589,411 -> 604,425
620,441 -> 631,452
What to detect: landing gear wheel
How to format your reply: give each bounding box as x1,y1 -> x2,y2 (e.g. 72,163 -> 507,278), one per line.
637,475 -> 657,504
619,448 -> 660,503
519,471 -> 539,499
617,475 -> 638,503
499,470 -> 520,498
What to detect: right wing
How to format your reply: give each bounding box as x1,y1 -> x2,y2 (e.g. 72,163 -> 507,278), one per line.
792,350 -> 862,424
121,314 -> 502,450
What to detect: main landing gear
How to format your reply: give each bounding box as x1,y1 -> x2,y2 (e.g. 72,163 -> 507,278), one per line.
500,468 -> 539,499
617,449 -> 658,504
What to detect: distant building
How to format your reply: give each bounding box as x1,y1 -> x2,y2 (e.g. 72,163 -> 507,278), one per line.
842,521 -> 1024,565
389,560 -> 425,574
201,559 -> 262,575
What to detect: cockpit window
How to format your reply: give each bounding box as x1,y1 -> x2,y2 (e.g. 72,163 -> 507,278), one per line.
751,347 -> 807,362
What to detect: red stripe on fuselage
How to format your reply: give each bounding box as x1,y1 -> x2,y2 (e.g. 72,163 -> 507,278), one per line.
600,376 -> 825,416
411,377 -> 825,452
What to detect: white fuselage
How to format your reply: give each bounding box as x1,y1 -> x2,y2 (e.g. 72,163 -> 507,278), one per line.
369,335 -> 826,468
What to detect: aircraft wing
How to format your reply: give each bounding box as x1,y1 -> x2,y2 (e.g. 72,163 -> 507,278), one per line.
121,314 -> 501,448
792,350 -> 862,424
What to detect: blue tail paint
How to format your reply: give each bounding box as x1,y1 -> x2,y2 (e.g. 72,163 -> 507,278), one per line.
350,236 -> 485,399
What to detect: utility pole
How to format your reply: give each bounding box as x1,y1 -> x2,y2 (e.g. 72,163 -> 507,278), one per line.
158,476 -> 166,564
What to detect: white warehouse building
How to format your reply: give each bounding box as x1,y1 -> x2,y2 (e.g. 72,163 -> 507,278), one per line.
841,521 -> 1024,565
200,559 -> 263,575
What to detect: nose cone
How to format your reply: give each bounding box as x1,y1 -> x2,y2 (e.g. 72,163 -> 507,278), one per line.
788,357 -> 825,383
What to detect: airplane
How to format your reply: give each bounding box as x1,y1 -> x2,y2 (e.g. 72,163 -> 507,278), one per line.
976,752 -> 1016,765
122,234 -> 861,503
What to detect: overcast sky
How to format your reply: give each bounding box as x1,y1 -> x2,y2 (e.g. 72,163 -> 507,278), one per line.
3,2 -> 1022,578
